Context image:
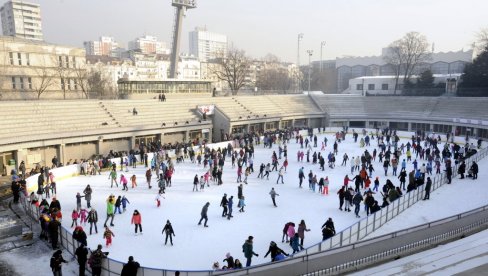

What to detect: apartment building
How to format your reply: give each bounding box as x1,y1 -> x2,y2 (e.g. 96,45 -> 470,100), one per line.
0,0 -> 43,41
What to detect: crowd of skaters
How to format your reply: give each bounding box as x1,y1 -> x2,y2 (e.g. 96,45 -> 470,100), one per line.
8,125 -> 484,274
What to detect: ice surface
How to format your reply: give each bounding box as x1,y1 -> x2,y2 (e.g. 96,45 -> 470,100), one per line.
44,132 -> 484,271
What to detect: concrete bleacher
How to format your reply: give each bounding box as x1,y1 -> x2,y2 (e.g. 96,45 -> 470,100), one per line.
312,95 -> 488,122
1,94 -> 486,142
231,94 -> 323,118
102,99 -> 202,127
0,100 -> 118,140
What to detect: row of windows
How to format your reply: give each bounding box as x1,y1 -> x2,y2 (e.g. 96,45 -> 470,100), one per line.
59,56 -> 77,68
11,76 -> 32,90
9,52 -> 30,66
356,84 -> 390,91
60,78 -> 79,91
11,76 -> 79,91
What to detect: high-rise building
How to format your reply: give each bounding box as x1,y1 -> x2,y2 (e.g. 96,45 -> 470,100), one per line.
83,36 -> 119,56
189,27 -> 227,61
0,0 -> 43,41
128,35 -> 169,55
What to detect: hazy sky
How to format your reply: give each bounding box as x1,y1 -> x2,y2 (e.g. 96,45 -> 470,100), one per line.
3,0 -> 487,62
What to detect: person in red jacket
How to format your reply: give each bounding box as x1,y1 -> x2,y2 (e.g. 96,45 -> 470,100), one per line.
131,210 -> 142,235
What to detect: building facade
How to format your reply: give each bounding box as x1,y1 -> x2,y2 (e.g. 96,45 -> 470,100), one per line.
189,27 -> 227,61
0,0 -> 43,41
83,36 -> 119,57
335,49 -> 473,93
345,74 -> 462,95
0,36 -> 86,100
128,35 -> 169,55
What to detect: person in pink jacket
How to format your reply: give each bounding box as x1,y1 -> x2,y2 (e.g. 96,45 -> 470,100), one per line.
287,223 -> 296,245
120,174 -> 128,191
131,210 -> 142,235
71,209 -> 80,227
79,208 -> 88,225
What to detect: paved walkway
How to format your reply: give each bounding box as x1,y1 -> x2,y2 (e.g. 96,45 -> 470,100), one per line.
349,229 -> 488,276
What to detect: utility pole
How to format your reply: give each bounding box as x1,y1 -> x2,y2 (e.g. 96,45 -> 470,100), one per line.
307,50 -> 313,93
320,41 -> 326,72
297,33 -> 303,92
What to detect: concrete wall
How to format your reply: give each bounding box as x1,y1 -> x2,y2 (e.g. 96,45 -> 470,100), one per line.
212,107 -> 230,142
100,138 -> 131,154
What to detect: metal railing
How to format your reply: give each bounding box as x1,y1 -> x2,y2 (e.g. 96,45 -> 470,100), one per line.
16,137 -> 488,276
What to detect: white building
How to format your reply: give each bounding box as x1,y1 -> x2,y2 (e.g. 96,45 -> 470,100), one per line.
336,49 -> 473,93
346,74 -> 462,95
0,0 -> 43,41
128,35 -> 169,55
83,36 -> 119,57
0,36 -> 86,100
179,54 -> 201,79
189,27 -> 227,61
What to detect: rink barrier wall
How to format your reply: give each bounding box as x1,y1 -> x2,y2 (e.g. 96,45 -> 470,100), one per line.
17,131 -> 488,276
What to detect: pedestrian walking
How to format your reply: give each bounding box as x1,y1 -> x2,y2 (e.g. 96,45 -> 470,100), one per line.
75,243 -> 88,276
50,250 -> 68,276
423,177 -> 432,200
121,256 -> 140,276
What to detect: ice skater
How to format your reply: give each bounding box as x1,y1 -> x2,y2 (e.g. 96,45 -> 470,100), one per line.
103,226 -> 114,247
162,220 -> 175,245
198,202 -> 210,227
131,210 -> 142,235
269,188 -> 279,207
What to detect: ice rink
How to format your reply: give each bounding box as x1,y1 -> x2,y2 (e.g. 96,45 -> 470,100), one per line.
51,132 -> 484,270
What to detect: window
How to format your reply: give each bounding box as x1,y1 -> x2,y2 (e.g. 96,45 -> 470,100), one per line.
9,52 -> 14,65
11,77 -> 16,89
368,84 -> 375,90
58,56 -> 63,67
28,77 -> 32,89
26,53 -> 30,65
65,56 -> 70,68
60,78 -> 65,90
19,77 -> 24,89
17,53 -> 22,65
72,56 -> 76,68
73,79 -> 78,90
382,84 -> 388,90
67,79 -> 71,90
356,84 -> 363,90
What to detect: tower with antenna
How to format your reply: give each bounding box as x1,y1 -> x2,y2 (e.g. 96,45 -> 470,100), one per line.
169,0 -> 196,79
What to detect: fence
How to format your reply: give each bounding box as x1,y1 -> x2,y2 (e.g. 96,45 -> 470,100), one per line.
17,135 -> 488,276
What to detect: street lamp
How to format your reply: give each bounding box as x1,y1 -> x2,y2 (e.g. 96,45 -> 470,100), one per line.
297,33 -> 304,92
307,50 -> 313,93
320,41 -> 326,72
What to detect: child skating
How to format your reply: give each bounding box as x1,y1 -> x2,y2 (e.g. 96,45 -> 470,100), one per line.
103,226 -> 114,247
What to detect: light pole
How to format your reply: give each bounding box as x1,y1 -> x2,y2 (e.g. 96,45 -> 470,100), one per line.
297,33 -> 304,92
307,50 -> 313,93
320,41 -> 326,72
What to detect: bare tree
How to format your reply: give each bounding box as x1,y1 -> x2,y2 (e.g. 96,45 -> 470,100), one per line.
87,70 -> 116,99
256,68 -> 293,91
55,65 -> 69,100
383,32 -> 431,94
32,56 -> 56,99
73,63 -> 89,99
475,27 -> 488,51
210,48 -> 250,95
